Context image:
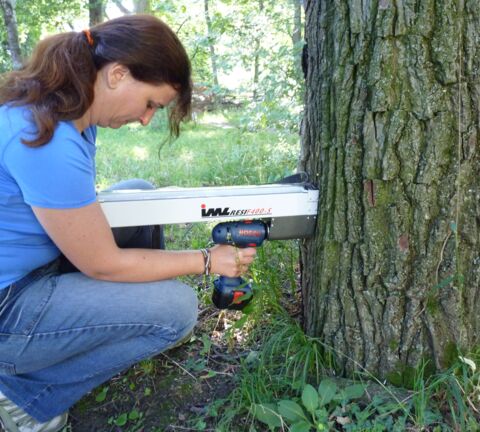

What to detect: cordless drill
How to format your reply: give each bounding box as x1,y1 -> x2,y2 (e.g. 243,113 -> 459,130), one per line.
211,220 -> 268,310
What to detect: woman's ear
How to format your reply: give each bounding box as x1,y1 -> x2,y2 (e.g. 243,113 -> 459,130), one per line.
105,63 -> 130,89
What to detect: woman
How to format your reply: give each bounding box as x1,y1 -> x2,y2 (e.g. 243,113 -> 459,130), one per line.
0,15 -> 256,432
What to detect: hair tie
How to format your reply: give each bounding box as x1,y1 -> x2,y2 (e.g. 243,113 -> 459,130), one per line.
83,29 -> 94,47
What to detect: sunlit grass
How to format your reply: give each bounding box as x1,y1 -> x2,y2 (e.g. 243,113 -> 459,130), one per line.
95,109 -> 299,190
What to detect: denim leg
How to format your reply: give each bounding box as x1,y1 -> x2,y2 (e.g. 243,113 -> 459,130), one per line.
0,267 -> 198,421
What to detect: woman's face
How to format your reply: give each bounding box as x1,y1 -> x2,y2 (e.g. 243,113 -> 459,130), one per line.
94,64 -> 178,129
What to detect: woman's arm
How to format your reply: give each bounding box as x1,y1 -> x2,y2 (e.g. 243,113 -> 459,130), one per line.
32,201 -> 256,282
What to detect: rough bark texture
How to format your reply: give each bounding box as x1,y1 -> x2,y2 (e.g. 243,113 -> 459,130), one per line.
300,0 -> 480,382
0,0 -> 22,69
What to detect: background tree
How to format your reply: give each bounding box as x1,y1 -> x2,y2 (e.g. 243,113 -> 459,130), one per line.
291,0 -> 303,82
134,0 -> 151,14
88,0 -> 105,25
300,0 -> 480,382
203,0 -> 219,89
0,0 -> 82,72
111,0 -> 131,15
0,0 -> 22,69
250,0 -> 264,101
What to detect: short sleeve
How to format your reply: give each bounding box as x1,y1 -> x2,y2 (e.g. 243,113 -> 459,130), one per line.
4,122 -> 97,209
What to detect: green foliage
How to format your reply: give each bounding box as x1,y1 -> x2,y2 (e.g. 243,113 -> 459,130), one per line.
251,380 -> 367,431
108,409 -> 144,428
0,0 -> 83,71
2,0 -> 304,135
150,0 -> 304,130
214,312 -> 334,430
95,386 -> 109,402
244,360 -> 480,432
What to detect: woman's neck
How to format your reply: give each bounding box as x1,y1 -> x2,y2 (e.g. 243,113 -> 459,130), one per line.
73,110 -> 92,133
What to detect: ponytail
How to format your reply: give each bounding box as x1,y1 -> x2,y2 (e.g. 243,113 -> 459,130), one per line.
0,32 -> 96,147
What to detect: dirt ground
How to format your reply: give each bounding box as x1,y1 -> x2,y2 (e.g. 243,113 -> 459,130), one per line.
68,304 -> 254,432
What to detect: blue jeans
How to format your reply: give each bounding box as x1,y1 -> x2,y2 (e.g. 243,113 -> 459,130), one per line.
0,180 -> 198,422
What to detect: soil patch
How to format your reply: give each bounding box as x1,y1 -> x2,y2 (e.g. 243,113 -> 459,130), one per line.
69,307 -> 247,432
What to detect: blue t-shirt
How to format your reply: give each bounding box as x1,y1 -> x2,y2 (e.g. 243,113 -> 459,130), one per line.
0,105 -> 97,289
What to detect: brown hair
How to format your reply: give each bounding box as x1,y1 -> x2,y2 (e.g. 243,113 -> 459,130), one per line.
0,15 -> 192,147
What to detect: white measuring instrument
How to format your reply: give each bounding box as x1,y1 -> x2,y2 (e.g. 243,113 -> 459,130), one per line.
98,176 -> 319,240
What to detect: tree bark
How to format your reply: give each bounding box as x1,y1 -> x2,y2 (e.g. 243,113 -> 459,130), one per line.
204,0 -> 219,88
300,0 -> 480,383
0,0 -> 22,69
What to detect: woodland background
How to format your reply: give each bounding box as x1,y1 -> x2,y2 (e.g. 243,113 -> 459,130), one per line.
2,1 -> 480,431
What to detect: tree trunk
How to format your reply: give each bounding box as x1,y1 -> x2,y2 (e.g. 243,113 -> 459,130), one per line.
252,0 -> 264,101
134,0 -> 151,14
291,0 -> 303,84
204,0 -> 219,88
0,0 -> 22,69
292,0 -> 302,46
88,0 -> 104,26
300,0 -> 480,383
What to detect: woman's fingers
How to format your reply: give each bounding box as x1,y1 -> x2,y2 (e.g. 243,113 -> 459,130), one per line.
236,247 -> 256,275
209,245 -> 257,277
237,247 -> 256,264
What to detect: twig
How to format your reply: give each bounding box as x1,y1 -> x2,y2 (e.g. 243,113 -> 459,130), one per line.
160,353 -> 197,381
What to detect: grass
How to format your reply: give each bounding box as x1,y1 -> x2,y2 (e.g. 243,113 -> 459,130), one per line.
214,317 -> 480,431
92,107 -> 480,431
95,108 -> 299,190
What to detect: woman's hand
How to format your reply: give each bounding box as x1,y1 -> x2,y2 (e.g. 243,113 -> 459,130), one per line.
209,244 -> 257,277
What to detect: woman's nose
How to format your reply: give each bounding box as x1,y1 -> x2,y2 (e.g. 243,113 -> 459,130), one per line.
139,108 -> 156,126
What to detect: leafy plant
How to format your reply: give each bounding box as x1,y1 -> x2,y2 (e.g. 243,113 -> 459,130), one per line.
108,409 -> 144,428
252,380 -> 365,431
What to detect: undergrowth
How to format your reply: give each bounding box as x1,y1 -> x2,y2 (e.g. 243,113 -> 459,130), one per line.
207,306 -> 480,431
205,288 -> 480,431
